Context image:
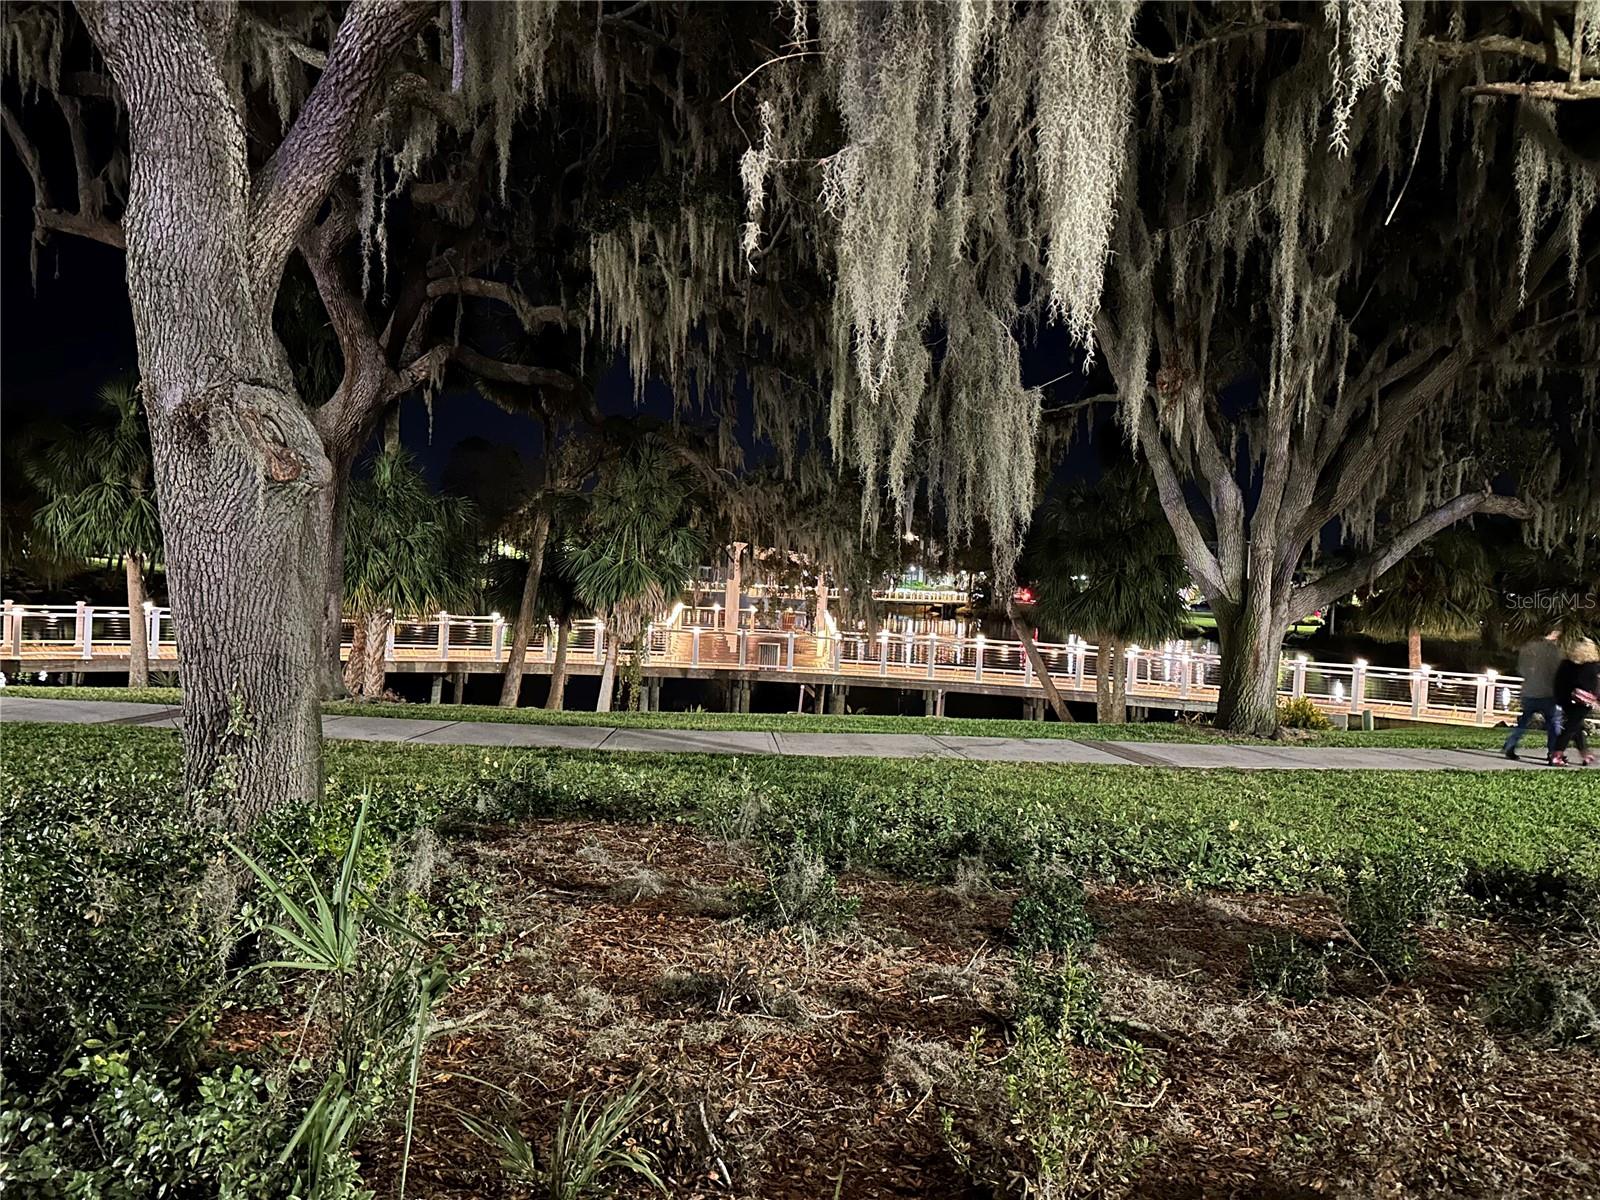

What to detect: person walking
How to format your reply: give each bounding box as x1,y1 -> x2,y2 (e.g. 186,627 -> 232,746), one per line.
1503,631 -> 1564,760
1548,638 -> 1598,767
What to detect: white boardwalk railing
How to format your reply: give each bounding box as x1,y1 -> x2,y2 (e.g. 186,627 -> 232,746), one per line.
0,601 -> 1521,727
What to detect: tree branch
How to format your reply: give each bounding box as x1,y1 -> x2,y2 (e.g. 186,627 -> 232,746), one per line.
1426,33 -> 1598,78
2,98 -> 125,250
450,345 -> 576,392
1463,79 -> 1600,100
425,277 -> 567,333
248,0 -> 433,312
1132,19 -> 1306,66
1135,390 -> 1228,603
1292,491 -> 1529,619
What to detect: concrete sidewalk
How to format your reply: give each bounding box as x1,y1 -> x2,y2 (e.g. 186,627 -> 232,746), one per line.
0,695 -> 1545,771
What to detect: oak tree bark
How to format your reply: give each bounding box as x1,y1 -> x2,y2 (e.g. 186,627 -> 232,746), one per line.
78,0 -> 428,822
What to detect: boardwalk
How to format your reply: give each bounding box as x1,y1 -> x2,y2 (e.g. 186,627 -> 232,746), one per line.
0,696 -> 1538,770
1,602 -> 1522,728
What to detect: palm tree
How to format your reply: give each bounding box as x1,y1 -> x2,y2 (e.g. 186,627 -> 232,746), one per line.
561,441 -> 706,712
1358,530 -> 1495,668
343,449 -> 479,700
1488,532 -> 1600,648
486,537 -> 591,710
28,376 -> 161,686
1022,465 -> 1187,724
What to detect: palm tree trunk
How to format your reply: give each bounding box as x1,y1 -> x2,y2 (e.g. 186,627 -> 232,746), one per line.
124,551 -> 150,688
362,612 -> 390,700
498,506 -> 551,707
1407,626 -> 1423,670
343,613 -> 367,696
546,618 -> 571,710
596,634 -> 619,712
1008,601 -> 1075,723
1096,636 -> 1128,724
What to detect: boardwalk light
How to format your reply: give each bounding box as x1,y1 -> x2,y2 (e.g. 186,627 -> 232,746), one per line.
490,611 -> 502,621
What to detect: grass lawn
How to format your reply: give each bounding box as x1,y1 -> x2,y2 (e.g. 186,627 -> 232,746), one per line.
3,684 -> 1512,749
5,720 -> 1594,1199
7,722 -> 1594,883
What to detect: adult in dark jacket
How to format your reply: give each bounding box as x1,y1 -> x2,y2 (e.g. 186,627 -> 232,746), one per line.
1503,632 -> 1564,760
1549,638 -> 1598,766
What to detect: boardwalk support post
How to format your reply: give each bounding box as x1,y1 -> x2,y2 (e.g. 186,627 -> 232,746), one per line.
1350,659 -> 1366,715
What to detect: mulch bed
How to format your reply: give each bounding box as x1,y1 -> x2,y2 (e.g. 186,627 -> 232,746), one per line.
334,819 -> 1598,1199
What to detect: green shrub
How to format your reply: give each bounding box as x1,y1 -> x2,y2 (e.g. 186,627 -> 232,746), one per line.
938,1021 -> 1150,1199
0,756 -> 224,1084
1483,956 -> 1600,1047
738,842 -> 860,936
1247,934 -> 1334,1004
1013,955 -> 1105,1044
0,1055 -> 289,1199
1277,697 -> 1332,730
1339,855 -> 1457,979
1010,866 -> 1096,954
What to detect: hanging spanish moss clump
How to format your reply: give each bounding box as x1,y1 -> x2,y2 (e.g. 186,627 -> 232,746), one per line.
589,207 -> 744,401
1513,109 -> 1600,298
776,1 -> 1137,587
1035,0 -> 1136,351
459,0 -> 558,193
1324,0 -> 1405,153
1,3 -> 63,98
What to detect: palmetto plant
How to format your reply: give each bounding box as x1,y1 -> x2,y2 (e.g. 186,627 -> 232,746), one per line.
228,793 -> 451,1199
1023,465 -> 1186,724
27,375 -> 161,685
1358,530 -> 1495,668
343,449 -> 480,698
461,1077 -> 665,1200
561,440 -> 706,712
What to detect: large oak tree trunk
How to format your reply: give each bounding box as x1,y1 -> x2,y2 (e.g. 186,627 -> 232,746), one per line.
498,506 -> 552,707
1214,599 -> 1286,737
546,618 -> 571,710
80,1 -> 429,824
94,27 -> 327,820
1095,635 -> 1128,724
596,634 -> 619,712
124,551 -> 150,689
